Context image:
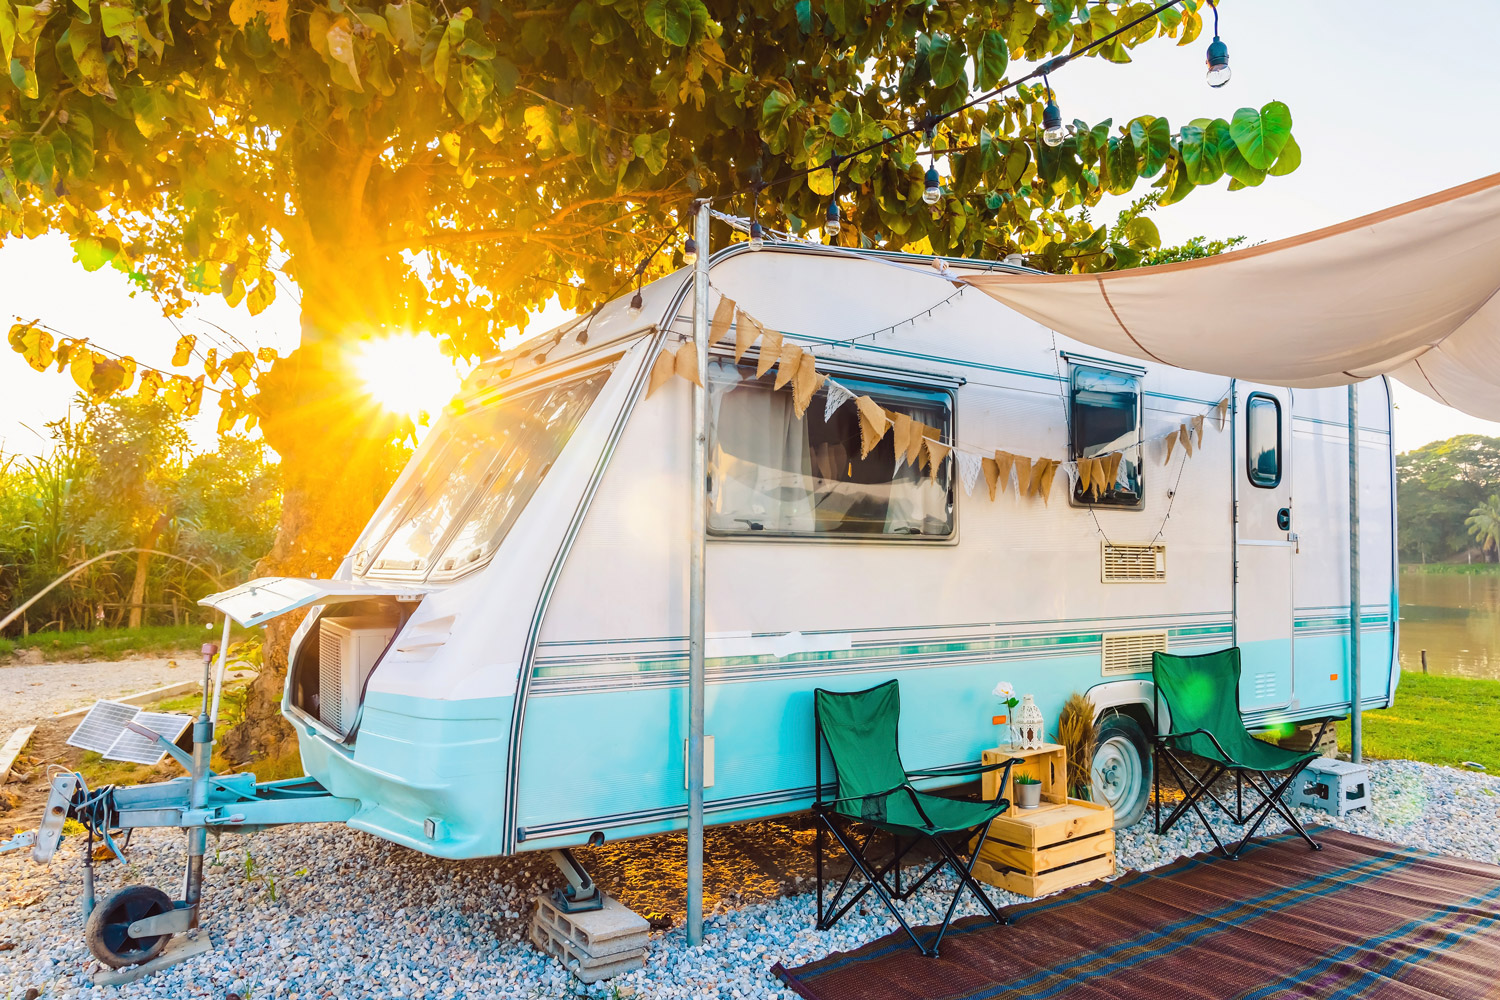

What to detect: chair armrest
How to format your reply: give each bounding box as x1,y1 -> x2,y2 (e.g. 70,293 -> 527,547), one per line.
906,758 -> 1023,778
1157,727 -> 1237,762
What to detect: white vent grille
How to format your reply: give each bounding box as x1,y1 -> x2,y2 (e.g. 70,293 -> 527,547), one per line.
1101,631 -> 1168,677
1101,542 -> 1166,583
319,625 -> 344,733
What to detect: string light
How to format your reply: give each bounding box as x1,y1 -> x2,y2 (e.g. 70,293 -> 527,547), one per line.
1205,1 -> 1230,88
748,182 -> 766,250
1041,75 -> 1068,147
824,155 -> 842,238
682,235 -> 698,265
922,123 -> 943,205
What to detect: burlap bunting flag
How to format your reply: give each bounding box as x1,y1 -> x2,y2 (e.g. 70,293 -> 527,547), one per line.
1180,422 -> 1194,458
855,396 -> 888,458
756,329 -> 783,378
734,309 -> 762,363
924,439 -> 951,481
1192,414 -> 1205,447
890,413 -> 916,469
905,421 -> 929,467
1164,430 -> 1178,464
1076,456 -> 1096,498
791,353 -> 822,418
1012,455 -> 1032,496
1215,398 -> 1229,431
1103,452 -> 1123,492
773,341 -> 802,391
674,343 -> 702,387
646,348 -> 675,398
1028,456 -> 1048,498
711,296 -> 736,345
994,451 -> 1015,496
982,457 -> 1001,499
1038,458 -> 1059,504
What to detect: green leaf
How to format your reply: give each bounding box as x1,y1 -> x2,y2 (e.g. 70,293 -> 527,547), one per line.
1230,101 -> 1292,171
1128,115 -> 1170,178
1104,135 -> 1137,194
794,0 -> 812,34
828,107 -> 852,137
631,129 -> 670,174
973,29 -> 1007,90
1268,132 -> 1301,176
73,235 -> 117,271
1180,122 -> 1223,186
644,0 -> 692,46
0,1 -> 14,68
927,34 -> 965,89
1219,137 -> 1266,188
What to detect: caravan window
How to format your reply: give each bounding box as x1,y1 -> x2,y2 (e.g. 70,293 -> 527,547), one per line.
707,360 -> 954,539
1245,393 -> 1282,488
1069,363 -> 1143,508
359,369 -> 609,580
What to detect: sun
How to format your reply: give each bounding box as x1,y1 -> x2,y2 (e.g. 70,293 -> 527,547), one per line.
352,333 -> 464,420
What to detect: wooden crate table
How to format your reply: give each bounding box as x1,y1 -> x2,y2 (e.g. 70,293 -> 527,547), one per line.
972,743 -> 1116,898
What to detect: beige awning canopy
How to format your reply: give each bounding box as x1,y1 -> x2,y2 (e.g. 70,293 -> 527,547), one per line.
963,173 -> 1500,421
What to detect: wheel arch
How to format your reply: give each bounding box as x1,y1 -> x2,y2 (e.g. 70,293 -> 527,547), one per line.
1085,679 -> 1164,735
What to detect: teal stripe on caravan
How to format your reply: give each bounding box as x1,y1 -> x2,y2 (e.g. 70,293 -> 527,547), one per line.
529,621 -> 1234,691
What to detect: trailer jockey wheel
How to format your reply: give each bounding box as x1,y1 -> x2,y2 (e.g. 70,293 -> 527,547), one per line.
85,885 -> 174,968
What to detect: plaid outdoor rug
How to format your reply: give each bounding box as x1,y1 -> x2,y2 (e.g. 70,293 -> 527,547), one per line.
774,829 -> 1500,1000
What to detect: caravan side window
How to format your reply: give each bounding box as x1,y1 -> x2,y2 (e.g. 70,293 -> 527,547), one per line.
1245,393 -> 1282,488
707,360 -> 954,539
1069,363 -> 1144,508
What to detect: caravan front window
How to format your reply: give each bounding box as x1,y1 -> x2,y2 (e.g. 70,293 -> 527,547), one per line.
358,369 -> 609,581
707,360 -> 954,539
1069,363 -> 1144,508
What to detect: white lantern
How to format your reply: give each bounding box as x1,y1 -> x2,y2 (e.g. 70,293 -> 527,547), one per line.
1012,694 -> 1046,750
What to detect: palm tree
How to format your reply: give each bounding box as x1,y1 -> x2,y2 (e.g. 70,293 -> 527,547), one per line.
1466,496 -> 1500,562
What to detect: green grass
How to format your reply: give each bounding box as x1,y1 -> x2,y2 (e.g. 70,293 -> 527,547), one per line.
0,622 -> 249,661
1400,562 -> 1500,575
1335,672 -> 1500,772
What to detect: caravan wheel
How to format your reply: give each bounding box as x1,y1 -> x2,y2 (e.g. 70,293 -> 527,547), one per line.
1091,713 -> 1152,828
85,885 -> 173,968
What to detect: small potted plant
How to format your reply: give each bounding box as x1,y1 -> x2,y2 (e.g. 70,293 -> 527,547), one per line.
1014,774 -> 1042,810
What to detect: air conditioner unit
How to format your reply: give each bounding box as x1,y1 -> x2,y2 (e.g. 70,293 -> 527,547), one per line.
319,615 -> 396,738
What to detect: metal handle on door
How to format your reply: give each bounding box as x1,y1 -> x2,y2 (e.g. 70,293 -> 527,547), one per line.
1277,507 -> 1291,531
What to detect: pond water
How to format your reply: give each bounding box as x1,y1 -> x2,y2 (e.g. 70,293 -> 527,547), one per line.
1398,570 -> 1500,680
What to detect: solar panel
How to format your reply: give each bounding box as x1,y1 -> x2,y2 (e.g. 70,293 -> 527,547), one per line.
104,712 -> 194,766
67,701 -> 142,754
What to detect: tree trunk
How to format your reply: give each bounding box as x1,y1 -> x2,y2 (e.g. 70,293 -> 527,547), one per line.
218,312 -> 407,767
126,516 -> 168,629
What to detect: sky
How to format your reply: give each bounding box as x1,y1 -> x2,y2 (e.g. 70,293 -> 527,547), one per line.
2,0 -> 1499,456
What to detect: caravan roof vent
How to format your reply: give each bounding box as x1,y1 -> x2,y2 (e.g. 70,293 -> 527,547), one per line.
1101,542 -> 1166,583
1101,630 -> 1168,677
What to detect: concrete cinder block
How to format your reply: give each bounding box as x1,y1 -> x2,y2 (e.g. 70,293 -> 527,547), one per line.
531,894 -> 649,983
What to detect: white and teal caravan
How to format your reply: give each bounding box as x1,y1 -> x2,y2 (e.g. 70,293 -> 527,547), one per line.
34,243 -> 1399,943
210,241 -> 1397,857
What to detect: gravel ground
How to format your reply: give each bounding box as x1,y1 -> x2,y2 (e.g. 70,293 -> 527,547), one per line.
3,759 -> 1498,999
0,658 -> 197,733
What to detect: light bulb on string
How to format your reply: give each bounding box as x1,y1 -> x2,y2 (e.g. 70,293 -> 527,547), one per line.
748,183 -> 765,250
923,166 -> 942,206
1041,75 -> 1068,147
1204,2 -> 1230,87
682,236 -> 698,265
825,199 -> 841,237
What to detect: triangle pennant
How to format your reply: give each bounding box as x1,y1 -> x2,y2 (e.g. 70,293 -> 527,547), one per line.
674,343 -> 703,387
733,309 -> 762,364
1164,430 -> 1178,464
955,450 -> 983,496
1192,414 -> 1205,447
1038,458 -> 1060,504
791,353 -> 822,418
924,439 -> 951,481
890,413 -> 915,470
855,396 -> 889,458
646,348 -> 675,398
1028,457 -> 1048,498
982,456 -> 1000,499
756,329 -> 784,378
824,379 -> 856,421
1103,452 -> 1123,492
994,451 -> 1015,496
773,341 -> 803,391
1012,455 -> 1032,499
1216,398 -> 1229,431
711,296 -> 736,345
1180,422 -> 1194,458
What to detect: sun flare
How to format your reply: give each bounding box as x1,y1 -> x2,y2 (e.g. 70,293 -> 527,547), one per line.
352,333 -> 464,420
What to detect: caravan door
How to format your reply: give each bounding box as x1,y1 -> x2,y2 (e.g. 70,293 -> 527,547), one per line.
1235,384 -> 1295,712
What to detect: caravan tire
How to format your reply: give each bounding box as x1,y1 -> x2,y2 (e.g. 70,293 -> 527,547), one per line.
1092,712 -> 1152,828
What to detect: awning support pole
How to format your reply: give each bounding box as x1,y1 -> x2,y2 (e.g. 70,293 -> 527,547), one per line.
1348,385 -> 1362,763
687,198 -> 710,946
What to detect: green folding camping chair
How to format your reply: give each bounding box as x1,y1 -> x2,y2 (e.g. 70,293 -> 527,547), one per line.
1152,648 -> 1326,859
813,679 -> 1021,957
